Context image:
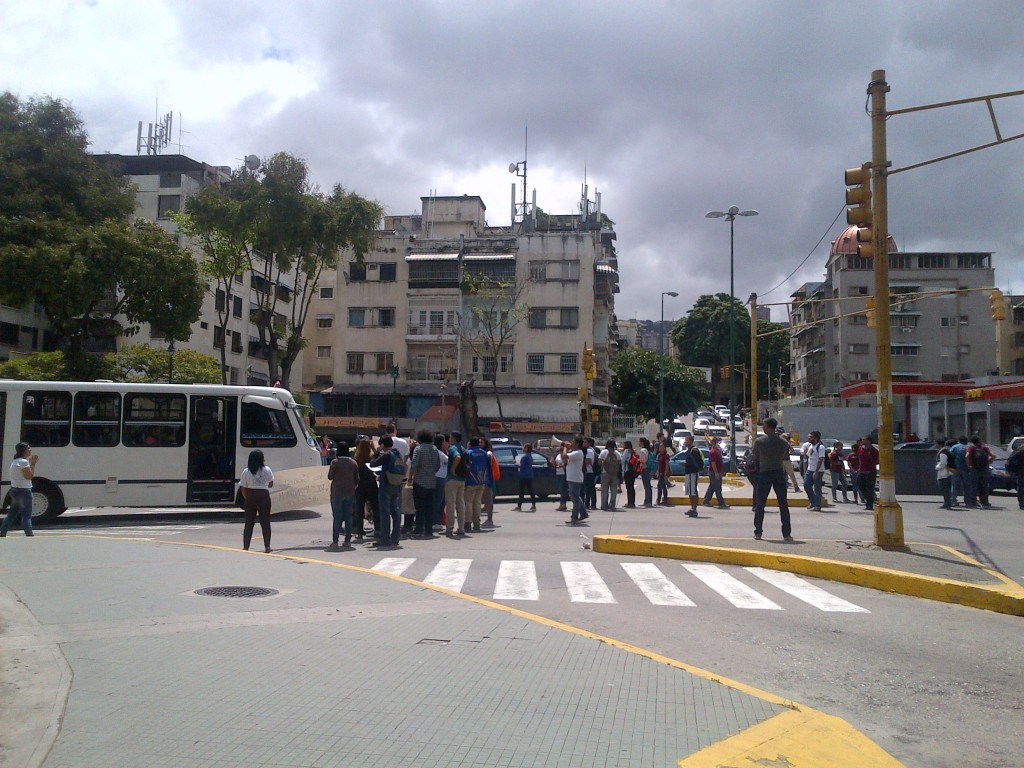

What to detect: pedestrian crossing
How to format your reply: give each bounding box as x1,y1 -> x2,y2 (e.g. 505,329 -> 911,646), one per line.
369,557 -> 870,613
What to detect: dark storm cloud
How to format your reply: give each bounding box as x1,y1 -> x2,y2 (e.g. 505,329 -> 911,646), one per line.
6,0 -> 1024,321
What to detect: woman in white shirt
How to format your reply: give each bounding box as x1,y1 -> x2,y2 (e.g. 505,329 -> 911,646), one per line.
239,449 -> 274,553
1,442 -> 38,537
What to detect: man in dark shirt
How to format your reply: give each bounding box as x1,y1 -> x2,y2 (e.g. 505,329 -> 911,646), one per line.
751,418 -> 793,541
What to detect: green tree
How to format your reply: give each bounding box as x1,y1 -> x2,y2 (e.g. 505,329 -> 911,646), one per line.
671,293 -> 750,403
0,351 -> 67,381
610,346 -> 707,419
105,344 -> 222,384
0,93 -> 205,378
182,153 -> 381,390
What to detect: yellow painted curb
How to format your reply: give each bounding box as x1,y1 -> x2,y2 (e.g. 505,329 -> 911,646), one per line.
594,535 -> 1024,616
679,708 -> 904,767
56,534 -> 904,766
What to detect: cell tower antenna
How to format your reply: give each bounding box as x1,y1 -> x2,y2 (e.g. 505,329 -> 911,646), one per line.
508,123 -> 529,227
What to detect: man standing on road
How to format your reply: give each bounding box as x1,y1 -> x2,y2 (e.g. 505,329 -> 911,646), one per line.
966,436 -> 994,509
802,431 -> 826,511
935,439 -> 953,510
327,441 -> 360,550
444,431 -> 468,537
1007,442 -> 1024,510
856,437 -> 879,511
751,418 -> 792,541
682,435 -> 703,517
463,437 -> 490,533
583,437 -> 599,510
702,436 -> 728,509
563,437 -> 588,524
948,436 -> 970,507
515,443 -> 537,512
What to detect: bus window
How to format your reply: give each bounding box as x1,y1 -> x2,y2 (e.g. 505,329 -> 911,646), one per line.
241,402 -> 297,448
22,390 -> 72,447
123,393 -> 187,447
73,392 -> 121,447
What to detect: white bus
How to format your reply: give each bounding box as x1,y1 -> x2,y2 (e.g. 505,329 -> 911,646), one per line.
0,381 -> 322,522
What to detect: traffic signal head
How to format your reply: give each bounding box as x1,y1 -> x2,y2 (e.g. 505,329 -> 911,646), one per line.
865,296 -> 875,327
720,365 -> 730,380
991,289 -> 1006,321
845,163 -> 872,226
582,346 -> 596,379
855,224 -> 874,259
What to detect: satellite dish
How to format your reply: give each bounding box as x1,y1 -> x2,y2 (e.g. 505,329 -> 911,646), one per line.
509,163 -> 517,174
244,154 -> 261,171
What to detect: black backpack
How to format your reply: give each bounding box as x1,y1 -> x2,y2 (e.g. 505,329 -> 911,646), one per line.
972,447 -> 990,472
452,447 -> 470,478
1007,449 -> 1023,475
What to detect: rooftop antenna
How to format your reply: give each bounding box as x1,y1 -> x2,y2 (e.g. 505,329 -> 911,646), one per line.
136,102 -> 173,156
508,123 -> 528,227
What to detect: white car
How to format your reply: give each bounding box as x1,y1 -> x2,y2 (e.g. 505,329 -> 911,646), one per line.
672,428 -> 693,441
693,417 -> 712,431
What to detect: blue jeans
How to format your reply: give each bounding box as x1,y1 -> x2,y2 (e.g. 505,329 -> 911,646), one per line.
703,473 -> 725,506
377,484 -> 401,544
557,475 -> 567,507
804,470 -> 823,508
584,474 -> 597,508
1,488 -> 33,536
568,481 -> 586,521
432,477 -> 446,526
331,495 -> 354,543
829,470 -> 849,502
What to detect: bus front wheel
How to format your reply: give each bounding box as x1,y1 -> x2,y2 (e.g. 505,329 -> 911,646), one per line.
31,480 -> 66,524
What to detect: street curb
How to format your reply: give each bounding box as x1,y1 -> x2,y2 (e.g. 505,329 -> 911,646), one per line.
593,535 -> 1024,616
62,536 -> 903,768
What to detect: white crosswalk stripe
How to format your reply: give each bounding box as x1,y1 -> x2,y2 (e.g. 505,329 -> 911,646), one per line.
683,564 -> 783,610
561,561 -> 617,603
621,562 -> 696,606
371,557 -> 416,576
745,567 -> 870,613
494,560 -> 540,600
52,526 -> 207,537
423,558 -> 473,592
367,557 -> 869,613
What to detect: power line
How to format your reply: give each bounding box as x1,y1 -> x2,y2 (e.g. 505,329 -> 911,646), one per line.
760,205 -> 846,299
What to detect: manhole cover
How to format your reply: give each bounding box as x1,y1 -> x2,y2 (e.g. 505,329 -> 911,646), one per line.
194,586 -> 279,598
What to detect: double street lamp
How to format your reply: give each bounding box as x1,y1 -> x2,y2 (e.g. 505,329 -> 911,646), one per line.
659,291 -> 679,433
705,205 -> 758,471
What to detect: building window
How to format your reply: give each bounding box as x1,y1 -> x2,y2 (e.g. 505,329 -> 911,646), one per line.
529,260 -> 580,282
560,308 -> 579,328
233,296 -> 243,318
940,346 -> 956,358
379,308 -> 395,327
848,286 -> 869,296
213,326 -> 225,349
529,262 -> 547,280
528,308 -> 546,328
316,345 -> 332,358
317,317 -> 333,329
231,331 -> 243,354
957,254 -> 987,268
158,172 -> 181,188
349,308 -> 366,327
889,254 -> 910,269
940,316 -> 955,327
215,288 -> 226,312
848,343 -> 869,354
959,315 -> 969,325
890,345 -> 919,356
375,352 -> 394,373
958,344 -> 970,355
348,308 -> 395,328
347,352 -> 363,372
319,286 -> 334,299
891,315 -> 918,327
850,314 -> 867,325
527,354 -> 545,373
528,307 -> 578,329
845,255 -> 872,270
919,254 -> 948,268
350,263 -> 366,281
560,354 -> 578,373
379,263 -> 397,281
851,371 -> 870,381
157,195 -> 181,219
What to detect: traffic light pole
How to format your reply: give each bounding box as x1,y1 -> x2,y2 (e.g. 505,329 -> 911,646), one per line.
868,70 -> 905,547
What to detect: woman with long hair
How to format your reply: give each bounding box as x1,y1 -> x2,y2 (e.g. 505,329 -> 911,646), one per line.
352,437 -> 378,540
239,449 -> 274,552
1,442 -> 38,537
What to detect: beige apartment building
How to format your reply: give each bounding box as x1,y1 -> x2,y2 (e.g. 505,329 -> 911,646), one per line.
790,225 -> 998,402
304,194 -> 619,440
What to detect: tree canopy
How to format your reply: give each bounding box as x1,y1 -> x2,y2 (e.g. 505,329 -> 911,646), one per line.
181,152 -> 382,390
105,344 -> 222,384
0,93 -> 205,378
610,346 -> 707,419
671,293 -> 750,402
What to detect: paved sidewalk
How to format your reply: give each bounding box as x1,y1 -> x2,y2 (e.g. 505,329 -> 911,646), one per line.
0,535 -> 902,767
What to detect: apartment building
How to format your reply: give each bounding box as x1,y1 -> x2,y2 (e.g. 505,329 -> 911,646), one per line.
791,225 -> 997,400
95,154 -> 301,386
304,193 -> 619,438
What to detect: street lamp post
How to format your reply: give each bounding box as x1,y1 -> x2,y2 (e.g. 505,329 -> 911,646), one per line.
706,205 -> 758,472
659,291 -> 679,433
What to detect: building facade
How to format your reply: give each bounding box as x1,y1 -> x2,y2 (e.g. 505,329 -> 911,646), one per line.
791,225 -> 998,401
304,193 -> 619,439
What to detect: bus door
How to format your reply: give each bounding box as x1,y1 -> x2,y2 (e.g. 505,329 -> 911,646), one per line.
186,396 -> 237,503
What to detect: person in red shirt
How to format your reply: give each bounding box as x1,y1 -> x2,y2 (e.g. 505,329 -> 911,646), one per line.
702,437 -> 728,508
856,437 -> 879,510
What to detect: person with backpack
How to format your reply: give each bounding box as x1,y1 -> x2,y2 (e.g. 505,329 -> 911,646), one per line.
621,439 -> 640,508
1007,443 -> 1024,510
599,439 -> 622,511
463,437 -> 491,533
966,435 -> 994,509
369,436 -> 404,546
934,439 -> 953,510
949,436 -> 971,507
829,441 -> 850,504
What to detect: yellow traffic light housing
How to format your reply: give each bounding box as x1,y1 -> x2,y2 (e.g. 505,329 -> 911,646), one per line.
720,365 -> 730,380
845,163 -> 872,225
865,296 -> 875,327
991,289 -> 1006,321
582,346 -> 596,380
855,224 -> 874,259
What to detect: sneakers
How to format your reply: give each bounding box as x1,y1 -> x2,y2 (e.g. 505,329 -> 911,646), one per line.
471,523 -> 481,532
685,510 -> 698,518
754,533 -> 762,540
514,505 -> 522,511
530,505 -> 537,512
783,536 -> 794,542
328,542 -> 340,551
716,504 -> 731,510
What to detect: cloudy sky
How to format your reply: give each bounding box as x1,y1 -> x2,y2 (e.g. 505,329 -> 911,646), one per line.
4,1 -> 1024,324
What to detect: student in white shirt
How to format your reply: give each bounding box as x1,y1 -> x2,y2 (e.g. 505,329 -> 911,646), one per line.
1,442 -> 38,537
239,449 -> 275,552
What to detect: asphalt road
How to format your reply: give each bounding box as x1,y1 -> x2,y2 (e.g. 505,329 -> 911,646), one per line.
41,495 -> 1024,768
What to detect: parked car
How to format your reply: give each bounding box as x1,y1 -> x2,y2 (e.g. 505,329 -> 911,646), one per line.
987,445 -> 1014,491
532,437 -> 565,461
672,429 -> 693,442
489,445 -> 558,499
693,417 -> 712,431
705,425 -> 730,441
669,448 -> 709,476
894,441 -> 934,450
